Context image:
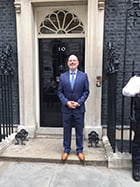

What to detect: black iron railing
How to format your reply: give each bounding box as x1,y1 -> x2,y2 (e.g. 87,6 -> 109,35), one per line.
106,0 -> 140,153
106,41 -> 120,153
106,43 -> 139,153
0,44 -> 14,141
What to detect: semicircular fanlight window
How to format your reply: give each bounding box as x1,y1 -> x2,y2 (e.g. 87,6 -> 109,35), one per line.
39,10 -> 85,34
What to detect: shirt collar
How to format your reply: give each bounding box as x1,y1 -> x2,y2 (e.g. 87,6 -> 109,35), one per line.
69,69 -> 78,74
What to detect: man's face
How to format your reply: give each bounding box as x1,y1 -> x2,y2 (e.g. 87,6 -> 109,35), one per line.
67,55 -> 79,71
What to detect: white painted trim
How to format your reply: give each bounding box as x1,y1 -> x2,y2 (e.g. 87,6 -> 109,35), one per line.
14,0 -> 105,138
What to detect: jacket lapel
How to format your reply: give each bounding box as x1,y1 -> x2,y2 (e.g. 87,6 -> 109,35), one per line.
66,71 -> 71,88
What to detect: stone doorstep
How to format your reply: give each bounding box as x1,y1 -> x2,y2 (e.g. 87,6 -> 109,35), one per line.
0,134 -> 132,168
102,136 -> 132,169
0,157 -> 107,167
0,137 -> 107,166
0,133 -> 16,155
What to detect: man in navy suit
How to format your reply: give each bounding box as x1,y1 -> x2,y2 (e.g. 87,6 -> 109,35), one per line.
58,54 -> 89,161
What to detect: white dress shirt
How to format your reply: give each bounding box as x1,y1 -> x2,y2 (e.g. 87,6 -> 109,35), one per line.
69,70 -> 77,83
122,75 -> 140,97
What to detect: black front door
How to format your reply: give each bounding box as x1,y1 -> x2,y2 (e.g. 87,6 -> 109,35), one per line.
39,38 -> 85,127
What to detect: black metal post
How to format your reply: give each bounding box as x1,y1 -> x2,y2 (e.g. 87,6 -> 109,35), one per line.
106,41 -> 119,152
107,72 -> 117,152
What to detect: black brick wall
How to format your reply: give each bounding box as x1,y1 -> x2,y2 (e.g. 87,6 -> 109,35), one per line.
0,0 -> 19,124
102,0 -> 140,126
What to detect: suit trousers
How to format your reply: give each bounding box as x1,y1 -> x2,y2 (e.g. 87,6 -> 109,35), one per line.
132,134 -> 140,167
132,97 -> 140,167
62,112 -> 84,154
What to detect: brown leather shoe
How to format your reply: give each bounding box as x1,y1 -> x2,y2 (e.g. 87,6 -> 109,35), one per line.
77,153 -> 85,161
61,153 -> 69,161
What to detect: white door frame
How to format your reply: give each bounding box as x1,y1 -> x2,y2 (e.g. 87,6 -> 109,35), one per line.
14,0 -> 105,138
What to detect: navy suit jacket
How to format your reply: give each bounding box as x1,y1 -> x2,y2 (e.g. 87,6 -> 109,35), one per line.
58,70 -> 89,114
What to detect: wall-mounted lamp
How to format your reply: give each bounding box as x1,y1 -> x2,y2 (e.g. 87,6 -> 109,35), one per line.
96,76 -> 102,87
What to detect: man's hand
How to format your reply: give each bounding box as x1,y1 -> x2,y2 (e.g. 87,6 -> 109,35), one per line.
66,101 -> 80,109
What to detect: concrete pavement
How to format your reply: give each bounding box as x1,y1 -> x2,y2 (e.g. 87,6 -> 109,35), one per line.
0,161 -> 139,187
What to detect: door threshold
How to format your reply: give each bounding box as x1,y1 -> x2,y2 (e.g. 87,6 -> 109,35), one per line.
36,127 -> 63,137
36,127 -> 76,138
